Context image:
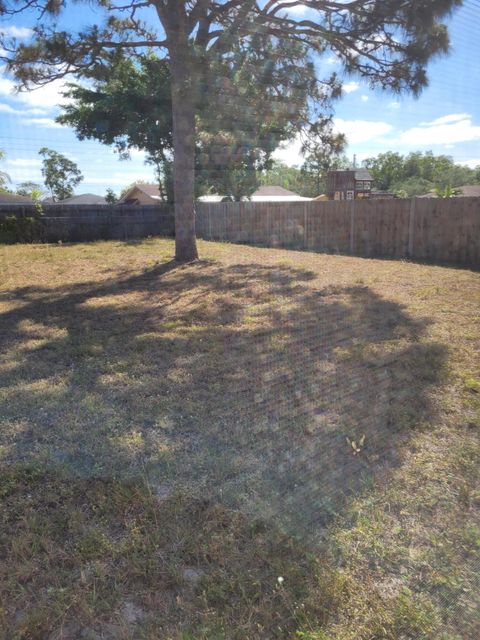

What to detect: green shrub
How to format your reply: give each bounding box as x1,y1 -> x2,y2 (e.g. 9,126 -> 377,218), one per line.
0,215 -> 43,244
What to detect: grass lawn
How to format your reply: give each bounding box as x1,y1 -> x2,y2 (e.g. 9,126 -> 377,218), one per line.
0,238 -> 479,639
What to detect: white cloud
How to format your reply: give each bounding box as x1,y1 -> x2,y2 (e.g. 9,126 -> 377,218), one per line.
0,102 -> 19,114
334,118 -> 394,144
0,101 -> 50,116
360,95 -> 369,102
0,26 -> 33,39
20,117 -> 64,129
83,171 -> 155,186
420,113 -> 470,127
325,56 -> 339,65
0,73 -> 69,110
343,81 -> 360,94
6,158 -> 42,167
128,148 -> 148,161
399,114 -> 480,146
272,138 -> 304,167
0,76 -> 15,97
274,117 -> 396,165
459,158 -> 480,169
286,3 -> 309,15
388,101 -> 401,109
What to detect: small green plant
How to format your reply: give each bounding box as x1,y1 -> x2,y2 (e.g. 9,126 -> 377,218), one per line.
464,377 -> 480,393
434,185 -> 461,198
0,215 -> 43,243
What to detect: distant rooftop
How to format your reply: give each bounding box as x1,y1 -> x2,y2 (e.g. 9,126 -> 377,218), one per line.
251,185 -> 301,197
58,194 -> 107,205
455,185 -> 480,197
418,185 -> 480,198
0,192 -> 34,204
131,183 -> 162,198
328,168 -> 373,181
119,183 -> 164,203
249,185 -> 311,201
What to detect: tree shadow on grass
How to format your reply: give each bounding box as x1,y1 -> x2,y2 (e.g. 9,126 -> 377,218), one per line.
0,258 -> 447,541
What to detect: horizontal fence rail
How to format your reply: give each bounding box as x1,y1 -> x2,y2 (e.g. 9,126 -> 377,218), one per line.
1,198 -> 479,266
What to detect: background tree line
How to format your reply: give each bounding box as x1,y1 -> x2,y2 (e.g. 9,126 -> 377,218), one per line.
2,145 -> 479,203
364,151 -> 480,197
259,152 -> 480,199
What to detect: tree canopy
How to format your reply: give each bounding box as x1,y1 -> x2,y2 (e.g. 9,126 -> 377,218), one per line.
59,37 -> 340,202
0,150 -> 11,191
1,0 -> 463,260
105,188 -> 118,204
364,151 -> 480,196
39,148 -> 84,201
261,151 -> 480,199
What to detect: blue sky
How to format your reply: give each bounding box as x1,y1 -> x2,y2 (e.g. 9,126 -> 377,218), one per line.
0,1 -> 479,196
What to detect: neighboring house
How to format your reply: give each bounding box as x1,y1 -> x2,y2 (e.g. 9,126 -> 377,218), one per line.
43,193 -> 108,205
0,192 -> 34,205
248,185 -> 312,202
119,183 -> 164,205
327,168 -> 374,200
418,185 -> 480,198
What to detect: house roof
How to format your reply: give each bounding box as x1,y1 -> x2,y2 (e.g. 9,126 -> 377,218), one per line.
57,194 -> 108,205
0,192 -> 34,204
119,183 -> 163,203
327,168 -> 373,181
249,185 -> 312,201
353,168 -> 373,181
457,185 -> 480,197
132,183 -> 162,197
419,185 -> 480,198
251,185 -> 300,197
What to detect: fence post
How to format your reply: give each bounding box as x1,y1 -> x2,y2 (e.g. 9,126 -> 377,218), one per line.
266,204 -> 270,246
349,199 -> 355,254
408,197 -> 416,258
304,203 -> 308,250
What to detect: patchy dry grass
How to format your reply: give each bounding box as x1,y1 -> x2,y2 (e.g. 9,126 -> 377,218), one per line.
0,238 -> 479,639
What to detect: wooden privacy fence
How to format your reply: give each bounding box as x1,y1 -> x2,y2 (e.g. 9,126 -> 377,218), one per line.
196,197 -> 480,267
0,203 -> 175,242
1,198 -> 479,266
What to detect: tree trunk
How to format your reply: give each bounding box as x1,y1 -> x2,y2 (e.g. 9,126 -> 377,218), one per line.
170,47 -> 199,262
